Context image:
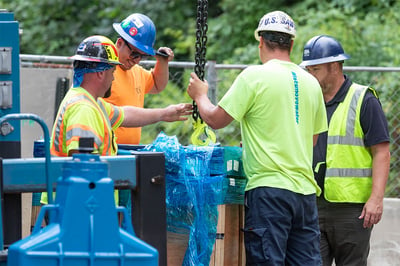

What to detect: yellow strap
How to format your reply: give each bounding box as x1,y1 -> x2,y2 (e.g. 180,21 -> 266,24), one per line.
191,119 -> 217,146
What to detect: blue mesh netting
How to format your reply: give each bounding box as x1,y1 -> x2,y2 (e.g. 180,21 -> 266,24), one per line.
140,132 -> 225,266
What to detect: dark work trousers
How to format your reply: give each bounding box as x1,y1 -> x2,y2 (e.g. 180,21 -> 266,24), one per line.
318,200 -> 372,266
244,187 -> 322,266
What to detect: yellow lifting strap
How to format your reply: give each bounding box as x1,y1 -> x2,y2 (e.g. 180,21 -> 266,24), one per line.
191,119 -> 216,146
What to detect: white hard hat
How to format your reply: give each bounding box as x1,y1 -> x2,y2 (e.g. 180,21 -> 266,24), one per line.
254,11 -> 296,41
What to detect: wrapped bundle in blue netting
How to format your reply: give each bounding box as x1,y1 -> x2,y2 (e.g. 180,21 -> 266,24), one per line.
209,145 -> 225,176
140,132 -> 184,176
223,177 -> 247,204
140,132 -> 226,266
221,146 -> 247,204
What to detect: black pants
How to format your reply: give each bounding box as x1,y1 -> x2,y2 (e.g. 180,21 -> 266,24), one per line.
318,200 -> 372,266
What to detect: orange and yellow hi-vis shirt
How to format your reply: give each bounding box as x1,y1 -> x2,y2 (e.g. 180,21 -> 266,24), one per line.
42,87 -> 124,205
51,87 -> 124,156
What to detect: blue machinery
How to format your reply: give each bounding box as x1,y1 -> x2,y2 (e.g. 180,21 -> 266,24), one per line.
9,152 -> 158,265
0,11 -> 167,265
0,10 -> 22,257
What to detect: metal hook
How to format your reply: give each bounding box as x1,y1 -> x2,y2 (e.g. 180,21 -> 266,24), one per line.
191,119 -> 216,146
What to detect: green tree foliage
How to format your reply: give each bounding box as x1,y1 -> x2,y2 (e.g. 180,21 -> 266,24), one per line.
5,0 -> 399,67
206,0 -> 301,64
2,0 -> 156,55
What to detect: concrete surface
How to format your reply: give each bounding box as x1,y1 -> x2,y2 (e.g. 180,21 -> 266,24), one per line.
369,198 -> 400,266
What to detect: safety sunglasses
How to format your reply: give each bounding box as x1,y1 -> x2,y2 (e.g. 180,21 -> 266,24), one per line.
123,38 -> 150,60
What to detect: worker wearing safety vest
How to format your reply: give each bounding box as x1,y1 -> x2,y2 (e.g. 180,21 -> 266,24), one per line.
104,13 -> 174,145
40,35 -> 192,204
301,35 -> 390,266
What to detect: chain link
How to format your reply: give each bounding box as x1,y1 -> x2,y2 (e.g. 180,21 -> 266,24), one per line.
193,0 -> 208,121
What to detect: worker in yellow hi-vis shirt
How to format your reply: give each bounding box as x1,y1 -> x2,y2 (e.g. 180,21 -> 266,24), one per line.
40,35 -> 192,206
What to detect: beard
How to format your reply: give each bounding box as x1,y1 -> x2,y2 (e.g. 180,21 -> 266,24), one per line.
103,87 -> 112,98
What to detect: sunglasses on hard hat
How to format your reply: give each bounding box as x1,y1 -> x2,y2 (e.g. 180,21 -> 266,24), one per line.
123,38 -> 150,60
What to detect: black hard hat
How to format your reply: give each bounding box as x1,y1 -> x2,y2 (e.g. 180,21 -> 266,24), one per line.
70,35 -> 122,65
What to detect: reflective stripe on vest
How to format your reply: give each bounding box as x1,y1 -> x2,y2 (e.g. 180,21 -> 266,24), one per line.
324,83 -> 375,203
51,91 -> 114,156
98,98 -> 123,128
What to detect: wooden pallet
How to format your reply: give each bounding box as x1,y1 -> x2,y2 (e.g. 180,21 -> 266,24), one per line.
210,204 -> 245,266
166,204 -> 245,266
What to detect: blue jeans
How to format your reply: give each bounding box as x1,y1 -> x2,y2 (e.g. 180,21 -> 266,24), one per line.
244,187 -> 321,266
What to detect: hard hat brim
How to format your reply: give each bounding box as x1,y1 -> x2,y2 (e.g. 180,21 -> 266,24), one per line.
113,23 -> 156,56
254,29 -> 296,41
300,54 -> 350,67
254,30 -> 261,41
69,54 -> 122,65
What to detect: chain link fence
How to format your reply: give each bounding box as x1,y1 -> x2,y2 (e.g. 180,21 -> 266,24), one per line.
20,55 -> 400,198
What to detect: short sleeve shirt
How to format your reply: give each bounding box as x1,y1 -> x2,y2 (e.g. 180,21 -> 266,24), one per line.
51,87 -> 124,156
219,59 -> 327,195
104,64 -> 154,144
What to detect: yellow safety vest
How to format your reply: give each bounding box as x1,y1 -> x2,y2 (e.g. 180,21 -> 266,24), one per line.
51,89 -> 122,156
324,83 -> 378,203
42,88 -> 122,205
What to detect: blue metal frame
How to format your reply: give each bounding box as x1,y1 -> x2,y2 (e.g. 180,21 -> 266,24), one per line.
0,11 -> 21,140
0,11 -> 21,253
2,155 -> 137,193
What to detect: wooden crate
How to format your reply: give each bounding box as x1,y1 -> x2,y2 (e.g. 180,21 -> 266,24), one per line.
210,204 -> 245,266
166,204 -> 245,266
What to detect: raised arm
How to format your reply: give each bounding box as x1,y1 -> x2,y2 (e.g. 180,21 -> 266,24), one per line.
149,47 -> 174,94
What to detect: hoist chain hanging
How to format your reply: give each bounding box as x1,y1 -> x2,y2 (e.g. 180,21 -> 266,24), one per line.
193,0 -> 208,122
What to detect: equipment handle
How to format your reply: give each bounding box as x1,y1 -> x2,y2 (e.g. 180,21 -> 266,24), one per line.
31,204 -> 57,234
116,206 -> 135,235
0,114 -> 53,206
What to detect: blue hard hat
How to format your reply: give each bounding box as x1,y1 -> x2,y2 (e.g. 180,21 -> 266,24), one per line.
300,35 -> 350,67
113,13 -> 156,56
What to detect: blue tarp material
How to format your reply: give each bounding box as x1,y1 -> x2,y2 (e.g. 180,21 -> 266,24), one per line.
140,132 -> 225,266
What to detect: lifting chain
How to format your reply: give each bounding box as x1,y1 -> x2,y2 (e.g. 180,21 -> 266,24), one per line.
193,0 -> 208,122
191,0 -> 216,146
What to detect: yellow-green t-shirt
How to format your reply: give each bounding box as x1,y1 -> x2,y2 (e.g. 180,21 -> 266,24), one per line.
219,59 -> 327,196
